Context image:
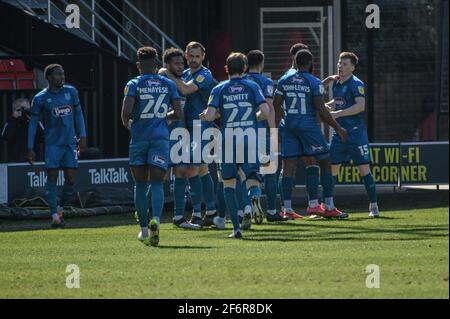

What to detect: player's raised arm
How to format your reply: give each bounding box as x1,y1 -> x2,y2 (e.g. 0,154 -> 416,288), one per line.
331,96 -> 365,118
165,70 -> 199,96
322,75 -> 339,89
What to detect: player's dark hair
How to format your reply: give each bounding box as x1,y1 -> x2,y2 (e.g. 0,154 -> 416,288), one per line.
163,47 -> 184,64
339,51 -> 359,66
44,64 -> 62,79
246,50 -> 264,68
290,43 -> 309,56
295,49 -> 313,69
226,52 -> 247,76
137,46 -> 158,62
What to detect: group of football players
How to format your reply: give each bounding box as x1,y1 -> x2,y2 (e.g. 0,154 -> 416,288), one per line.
27,40 -> 380,247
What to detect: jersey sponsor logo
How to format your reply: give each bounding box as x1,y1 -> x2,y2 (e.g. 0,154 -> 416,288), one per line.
153,155 -> 166,165
52,105 -> 72,117
334,97 -> 346,109
311,144 -> 325,152
196,75 -> 205,83
228,84 -> 245,94
146,79 -> 161,86
291,76 -> 305,84
358,86 -> 365,95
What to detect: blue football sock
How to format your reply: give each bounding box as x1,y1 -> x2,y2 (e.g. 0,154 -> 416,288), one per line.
45,180 -> 58,216
188,176 -> 202,214
242,180 -> 251,207
223,187 -> 240,231
201,173 -> 216,211
147,183 -> 152,206
236,176 -> 243,210
321,171 -> 334,199
174,178 -> 187,218
306,166 -> 320,202
264,173 -> 277,211
60,182 -> 74,207
134,181 -> 149,228
362,173 -> 377,203
216,181 -> 226,218
149,181 -> 164,223
281,176 -> 294,202
278,172 -> 284,205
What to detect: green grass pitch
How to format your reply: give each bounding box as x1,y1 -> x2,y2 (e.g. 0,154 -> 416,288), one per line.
0,192 -> 448,298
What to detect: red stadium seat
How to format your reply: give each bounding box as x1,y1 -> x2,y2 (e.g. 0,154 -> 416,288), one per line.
0,61 -> 9,73
4,59 -> 28,72
0,73 -> 16,90
15,73 -> 35,89
0,59 -> 36,90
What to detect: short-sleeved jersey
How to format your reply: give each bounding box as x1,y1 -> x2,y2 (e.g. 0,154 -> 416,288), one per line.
275,70 -> 324,128
208,77 -> 266,133
124,74 -> 181,143
29,85 -> 84,147
243,72 -> 274,99
244,72 -> 274,130
182,66 -> 216,129
332,75 -> 366,130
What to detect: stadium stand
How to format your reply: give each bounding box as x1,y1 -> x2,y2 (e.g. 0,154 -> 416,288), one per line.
0,59 -> 36,90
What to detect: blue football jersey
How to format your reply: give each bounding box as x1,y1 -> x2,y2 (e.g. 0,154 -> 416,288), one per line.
208,78 -> 266,132
275,70 -> 324,128
332,75 -> 366,130
124,74 -> 181,142
244,72 -> 274,130
182,66 -> 216,129
29,85 -> 86,148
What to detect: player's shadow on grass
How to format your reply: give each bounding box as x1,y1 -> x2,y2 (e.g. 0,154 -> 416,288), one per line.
0,213 -> 139,232
156,245 -> 215,250
244,224 -> 449,242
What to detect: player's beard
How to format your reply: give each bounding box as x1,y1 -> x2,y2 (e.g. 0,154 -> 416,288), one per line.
189,61 -> 200,70
53,79 -> 64,88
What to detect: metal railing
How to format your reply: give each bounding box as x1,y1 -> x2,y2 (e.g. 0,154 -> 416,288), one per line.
3,0 -> 180,60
